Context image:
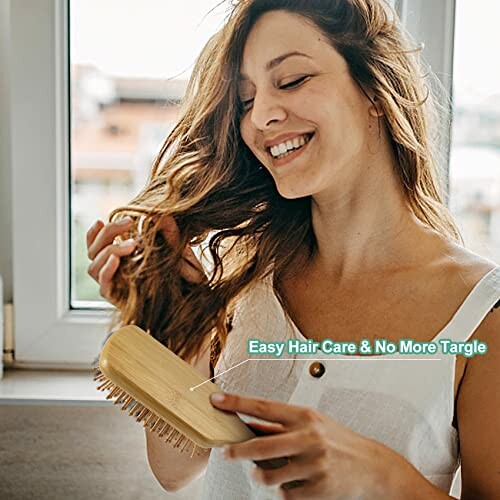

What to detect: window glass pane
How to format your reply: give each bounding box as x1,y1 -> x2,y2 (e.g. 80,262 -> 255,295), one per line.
449,0 -> 500,263
70,0 -> 227,307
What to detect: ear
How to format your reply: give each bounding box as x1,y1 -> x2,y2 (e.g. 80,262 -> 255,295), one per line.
368,96 -> 384,118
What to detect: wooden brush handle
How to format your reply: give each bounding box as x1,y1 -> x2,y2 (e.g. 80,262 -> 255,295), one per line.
249,425 -> 305,490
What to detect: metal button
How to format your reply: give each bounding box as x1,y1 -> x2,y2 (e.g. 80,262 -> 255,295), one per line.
309,362 -> 325,378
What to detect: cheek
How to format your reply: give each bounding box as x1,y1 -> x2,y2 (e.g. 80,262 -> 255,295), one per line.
240,127 -> 255,154
239,120 -> 266,163
239,119 -> 254,150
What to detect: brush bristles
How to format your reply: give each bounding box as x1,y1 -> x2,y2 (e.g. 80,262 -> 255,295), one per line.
93,367 -> 205,457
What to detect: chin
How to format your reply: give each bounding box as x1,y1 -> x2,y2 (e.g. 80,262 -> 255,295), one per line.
275,183 -> 311,200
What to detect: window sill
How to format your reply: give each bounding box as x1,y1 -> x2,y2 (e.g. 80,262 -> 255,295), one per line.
0,369 -> 111,405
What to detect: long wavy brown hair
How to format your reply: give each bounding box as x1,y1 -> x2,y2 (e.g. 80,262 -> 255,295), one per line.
104,0 -> 461,364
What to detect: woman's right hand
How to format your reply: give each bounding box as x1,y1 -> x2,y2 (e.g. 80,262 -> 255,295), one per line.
86,215 -> 206,307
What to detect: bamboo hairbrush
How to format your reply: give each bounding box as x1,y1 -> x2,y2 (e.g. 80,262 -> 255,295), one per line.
93,324 -> 304,489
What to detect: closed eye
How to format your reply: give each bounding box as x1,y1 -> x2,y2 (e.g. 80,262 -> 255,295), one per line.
239,76 -> 310,113
279,75 -> 309,90
241,98 -> 254,111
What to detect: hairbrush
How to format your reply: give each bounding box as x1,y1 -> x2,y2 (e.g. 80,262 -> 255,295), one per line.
93,324 -> 304,488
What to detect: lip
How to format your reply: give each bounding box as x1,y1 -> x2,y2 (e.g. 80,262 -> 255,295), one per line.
269,132 -> 314,168
263,131 -> 314,150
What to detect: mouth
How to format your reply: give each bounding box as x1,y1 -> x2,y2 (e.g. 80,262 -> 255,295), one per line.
266,132 -> 315,167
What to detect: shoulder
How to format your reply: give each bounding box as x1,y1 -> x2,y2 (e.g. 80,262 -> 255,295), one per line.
444,244 -> 500,496
437,240 -> 499,340
438,238 -> 499,370
437,239 -> 498,286
417,237 -> 497,323
444,238 -> 499,357
422,238 -> 497,308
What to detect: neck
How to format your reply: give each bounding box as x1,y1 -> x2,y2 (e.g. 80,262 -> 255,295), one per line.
308,143 -> 434,282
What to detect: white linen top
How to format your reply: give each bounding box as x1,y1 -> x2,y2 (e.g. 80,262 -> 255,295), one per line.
201,266 -> 500,499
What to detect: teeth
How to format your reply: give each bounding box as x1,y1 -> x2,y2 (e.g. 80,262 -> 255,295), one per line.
276,150 -> 294,159
269,134 -> 311,158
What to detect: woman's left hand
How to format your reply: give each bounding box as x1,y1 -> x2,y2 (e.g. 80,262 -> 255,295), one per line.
210,391 -> 413,500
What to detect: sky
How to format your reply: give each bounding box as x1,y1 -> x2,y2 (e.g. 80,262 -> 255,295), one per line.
70,0 -> 228,81
70,0 -> 500,107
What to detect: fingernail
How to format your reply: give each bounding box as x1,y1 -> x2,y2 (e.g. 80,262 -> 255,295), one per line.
210,392 -> 225,403
222,445 -> 231,459
118,217 -> 132,226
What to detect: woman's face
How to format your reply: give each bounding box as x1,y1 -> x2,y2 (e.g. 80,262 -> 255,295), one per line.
238,10 -> 379,200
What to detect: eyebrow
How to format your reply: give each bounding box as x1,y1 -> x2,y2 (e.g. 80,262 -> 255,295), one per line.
239,51 -> 312,82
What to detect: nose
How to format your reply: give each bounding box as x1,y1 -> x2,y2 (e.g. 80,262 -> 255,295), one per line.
249,92 -> 287,131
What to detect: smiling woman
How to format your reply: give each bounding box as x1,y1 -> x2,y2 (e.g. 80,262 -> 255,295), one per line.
89,0 -> 500,499
237,9 -> 396,201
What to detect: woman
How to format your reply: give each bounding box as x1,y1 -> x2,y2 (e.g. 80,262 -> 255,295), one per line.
86,1 -> 500,498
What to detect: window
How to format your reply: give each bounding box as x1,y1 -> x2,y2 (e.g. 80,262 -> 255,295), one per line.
70,0 -> 228,306
449,0 -> 500,263
8,0 -> 228,366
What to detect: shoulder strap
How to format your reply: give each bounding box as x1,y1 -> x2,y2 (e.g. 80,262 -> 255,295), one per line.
436,266 -> 500,343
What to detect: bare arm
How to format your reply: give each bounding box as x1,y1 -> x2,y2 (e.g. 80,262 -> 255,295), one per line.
145,334 -> 212,492
457,308 -> 500,499
86,217 -> 212,491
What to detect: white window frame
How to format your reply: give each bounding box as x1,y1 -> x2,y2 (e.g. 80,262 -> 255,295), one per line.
3,0 -> 456,368
9,0 -> 111,368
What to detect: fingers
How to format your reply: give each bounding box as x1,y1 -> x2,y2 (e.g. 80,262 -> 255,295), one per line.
179,247 -> 207,284
158,214 -> 181,246
278,480 -> 322,500
86,215 -> 206,291
224,430 -> 308,462
210,392 -> 315,427
87,238 -> 137,283
86,219 -> 104,250
157,215 -> 206,283
98,254 -> 121,301
252,459 -> 313,487
247,421 -> 287,436
87,217 -> 133,261
86,217 -> 136,304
